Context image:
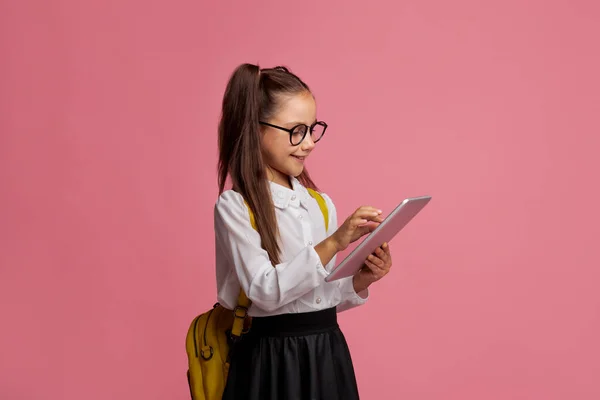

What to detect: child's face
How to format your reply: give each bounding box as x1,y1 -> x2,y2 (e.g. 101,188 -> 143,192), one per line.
261,91 -> 317,187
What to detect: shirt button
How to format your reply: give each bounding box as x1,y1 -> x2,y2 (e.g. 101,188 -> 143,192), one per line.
291,195 -> 296,200
308,241 -> 313,245
298,215 -> 303,220
316,297 -> 321,304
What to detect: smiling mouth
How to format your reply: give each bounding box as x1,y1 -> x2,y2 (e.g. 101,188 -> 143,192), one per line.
292,155 -> 306,162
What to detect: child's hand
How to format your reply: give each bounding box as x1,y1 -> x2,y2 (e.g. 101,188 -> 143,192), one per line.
331,206 -> 383,252
353,242 -> 393,292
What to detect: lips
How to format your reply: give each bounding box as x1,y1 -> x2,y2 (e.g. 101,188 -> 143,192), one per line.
292,155 -> 306,163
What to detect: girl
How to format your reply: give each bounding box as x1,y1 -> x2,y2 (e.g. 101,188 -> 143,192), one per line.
214,63 -> 393,400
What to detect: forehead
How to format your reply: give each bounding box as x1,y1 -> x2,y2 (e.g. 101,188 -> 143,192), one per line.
271,92 -> 316,125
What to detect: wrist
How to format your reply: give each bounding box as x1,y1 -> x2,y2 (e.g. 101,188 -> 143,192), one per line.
352,274 -> 370,294
315,235 -> 343,267
327,234 -> 344,253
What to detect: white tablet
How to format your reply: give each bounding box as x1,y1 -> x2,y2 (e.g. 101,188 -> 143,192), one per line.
325,195 -> 432,282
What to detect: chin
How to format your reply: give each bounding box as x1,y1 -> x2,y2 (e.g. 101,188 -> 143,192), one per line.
281,162 -> 303,177
290,166 -> 304,178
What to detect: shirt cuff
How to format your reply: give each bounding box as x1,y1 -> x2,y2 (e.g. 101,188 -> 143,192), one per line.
307,245 -> 329,279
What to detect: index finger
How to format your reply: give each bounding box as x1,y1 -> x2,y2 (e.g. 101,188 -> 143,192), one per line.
352,206 -> 383,219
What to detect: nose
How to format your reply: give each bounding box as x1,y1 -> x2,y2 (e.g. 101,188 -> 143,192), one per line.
300,133 -> 316,151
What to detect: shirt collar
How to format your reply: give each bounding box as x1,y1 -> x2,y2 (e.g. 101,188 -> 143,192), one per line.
269,177 -> 310,209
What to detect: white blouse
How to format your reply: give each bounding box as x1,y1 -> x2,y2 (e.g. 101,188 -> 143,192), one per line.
214,177 -> 369,317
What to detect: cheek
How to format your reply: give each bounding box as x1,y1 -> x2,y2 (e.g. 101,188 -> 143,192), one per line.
262,132 -> 292,159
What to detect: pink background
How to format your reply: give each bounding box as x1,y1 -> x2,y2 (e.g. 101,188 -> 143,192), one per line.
1,0 -> 599,399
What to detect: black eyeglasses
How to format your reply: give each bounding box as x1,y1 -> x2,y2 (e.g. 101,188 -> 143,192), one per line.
259,121 -> 328,146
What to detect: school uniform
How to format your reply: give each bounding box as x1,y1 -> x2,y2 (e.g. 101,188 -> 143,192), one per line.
214,177 -> 369,400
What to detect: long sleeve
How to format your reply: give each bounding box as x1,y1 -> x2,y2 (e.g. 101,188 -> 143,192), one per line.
215,190 -> 329,313
320,193 -> 369,312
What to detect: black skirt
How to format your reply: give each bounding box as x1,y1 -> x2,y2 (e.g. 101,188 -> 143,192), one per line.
222,307 -> 360,400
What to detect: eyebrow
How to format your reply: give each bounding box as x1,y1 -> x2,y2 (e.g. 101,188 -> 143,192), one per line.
282,119 -> 318,127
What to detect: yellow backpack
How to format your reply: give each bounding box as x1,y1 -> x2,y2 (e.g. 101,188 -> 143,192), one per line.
185,188 -> 329,400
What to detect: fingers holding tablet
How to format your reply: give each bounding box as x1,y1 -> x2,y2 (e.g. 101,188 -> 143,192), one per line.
368,243 -> 392,273
357,243 -> 393,286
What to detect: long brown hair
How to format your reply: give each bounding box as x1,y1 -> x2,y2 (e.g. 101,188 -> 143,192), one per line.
218,64 -> 319,265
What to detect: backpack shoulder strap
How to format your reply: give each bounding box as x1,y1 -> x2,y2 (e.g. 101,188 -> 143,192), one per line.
306,188 -> 329,232
230,200 -> 254,339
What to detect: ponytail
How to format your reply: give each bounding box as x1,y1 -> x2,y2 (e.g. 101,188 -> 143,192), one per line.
218,64 -> 281,264
218,63 -> 262,193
